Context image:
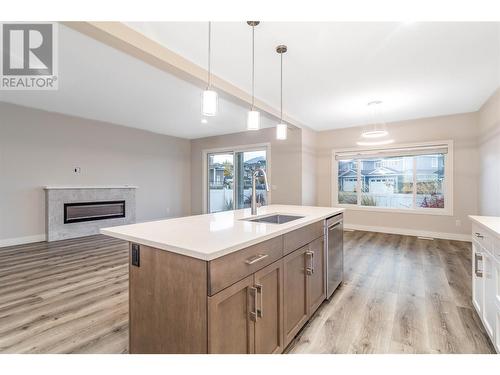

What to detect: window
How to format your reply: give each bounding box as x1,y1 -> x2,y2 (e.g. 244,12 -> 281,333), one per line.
333,142 -> 452,214
206,147 -> 268,213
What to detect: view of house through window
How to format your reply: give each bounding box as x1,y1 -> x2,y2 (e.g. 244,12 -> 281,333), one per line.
337,150 -> 446,211
207,149 -> 267,213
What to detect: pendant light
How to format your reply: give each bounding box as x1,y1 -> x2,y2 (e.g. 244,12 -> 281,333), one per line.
357,101 -> 393,146
246,21 -> 260,130
361,101 -> 388,138
276,44 -> 288,140
202,22 -> 217,117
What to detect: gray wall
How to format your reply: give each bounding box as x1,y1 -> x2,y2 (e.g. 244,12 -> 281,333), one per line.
478,88 -> 500,216
190,126 -> 303,214
316,112 -> 479,239
0,102 -> 191,245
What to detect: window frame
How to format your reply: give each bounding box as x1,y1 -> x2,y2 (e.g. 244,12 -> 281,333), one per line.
331,140 -> 454,216
203,143 -> 272,214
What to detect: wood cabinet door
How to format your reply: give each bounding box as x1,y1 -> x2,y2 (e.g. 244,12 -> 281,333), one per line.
254,260 -> 284,354
283,245 -> 309,347
307,236 -> 326,316
208,275 -> 256,353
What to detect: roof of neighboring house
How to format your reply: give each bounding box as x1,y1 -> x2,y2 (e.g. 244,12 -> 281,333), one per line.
338,168 -> 357,178
209,164 -> 226,170
245,156 -> 266,165
363,166 -> 399,176
339,166 -> 400,178
339,167 -> 443,181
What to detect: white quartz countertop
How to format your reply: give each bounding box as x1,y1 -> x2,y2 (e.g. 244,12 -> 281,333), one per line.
101,205 -> 344,261
469,215 -> 500,238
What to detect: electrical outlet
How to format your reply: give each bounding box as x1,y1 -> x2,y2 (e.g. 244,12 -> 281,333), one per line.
455,219 -> 462,227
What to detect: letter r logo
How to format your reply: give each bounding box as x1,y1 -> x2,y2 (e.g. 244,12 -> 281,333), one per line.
2,23 -> 53,75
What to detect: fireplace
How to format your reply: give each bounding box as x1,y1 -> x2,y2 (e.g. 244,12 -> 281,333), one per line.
64,200 -> 126,224
45,186 -> 136,241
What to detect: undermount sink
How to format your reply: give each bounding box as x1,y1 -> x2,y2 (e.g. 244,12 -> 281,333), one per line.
242,214 -> 305,224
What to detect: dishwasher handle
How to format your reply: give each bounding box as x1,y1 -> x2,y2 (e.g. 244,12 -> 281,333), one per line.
325,214 -> 343,228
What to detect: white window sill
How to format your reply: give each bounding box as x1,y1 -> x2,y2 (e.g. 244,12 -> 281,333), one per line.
334,204 -> 453,216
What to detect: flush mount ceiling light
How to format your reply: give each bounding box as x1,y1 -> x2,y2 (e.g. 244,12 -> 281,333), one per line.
201,22 -> 218,117
361,101 -> 388,138
246,21 -> 260,131
276,44 -> 288,140
361,129 -> 388,138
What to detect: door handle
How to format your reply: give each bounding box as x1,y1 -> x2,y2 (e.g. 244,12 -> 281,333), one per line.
256,284 -> 263,318
249,286 -> 258,322
306,251 -> 314,275
475,252 -> 483,278
474,232 -> 484,239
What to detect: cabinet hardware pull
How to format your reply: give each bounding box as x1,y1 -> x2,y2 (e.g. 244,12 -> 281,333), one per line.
474,232 -> 484,239
249,286 -> 258,322
474,252 -> 483,278
256,284 -> 263,318
305,251 -> 314,275
245,254 -> 269,265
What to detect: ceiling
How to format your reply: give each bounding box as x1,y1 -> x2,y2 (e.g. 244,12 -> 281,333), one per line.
1,22 -> 499,139
0,23 -> 278,139
127,22 -> 500,131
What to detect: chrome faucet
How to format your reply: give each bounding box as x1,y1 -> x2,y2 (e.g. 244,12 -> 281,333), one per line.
251,168 -> 270,215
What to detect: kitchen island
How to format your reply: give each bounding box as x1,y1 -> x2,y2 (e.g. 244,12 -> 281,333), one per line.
101,204 -> 344,354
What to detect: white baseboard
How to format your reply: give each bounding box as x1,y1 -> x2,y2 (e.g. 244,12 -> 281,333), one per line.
0,234 -> 46,248
344,224 -> 471,242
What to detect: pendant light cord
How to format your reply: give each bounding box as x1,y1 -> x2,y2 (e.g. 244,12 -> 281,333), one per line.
207,21 -> 211,89
280,52 -> 283,122
251,24 -> 255,110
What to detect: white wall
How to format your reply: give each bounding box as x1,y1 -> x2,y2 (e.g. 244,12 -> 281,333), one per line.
0,102 -> 191,245
478,88 -> 500,216
301,126 -> 318,206
316,112 -> 480,240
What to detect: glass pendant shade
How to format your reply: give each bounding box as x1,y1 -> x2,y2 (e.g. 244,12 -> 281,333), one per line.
276,123 -> 287,140
247,110 -> 260,130
202,89 -> 218,117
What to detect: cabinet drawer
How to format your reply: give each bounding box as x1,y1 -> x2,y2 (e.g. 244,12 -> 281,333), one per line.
208,236 -> 283,295
283,221 -> 324,255
472,224 -> 491,254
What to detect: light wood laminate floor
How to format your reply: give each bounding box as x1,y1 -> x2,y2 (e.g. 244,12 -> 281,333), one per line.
0,231 -> 494,353
288,231 -> 495,354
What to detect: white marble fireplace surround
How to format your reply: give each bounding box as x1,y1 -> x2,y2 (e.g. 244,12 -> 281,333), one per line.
45,186 -> 136,242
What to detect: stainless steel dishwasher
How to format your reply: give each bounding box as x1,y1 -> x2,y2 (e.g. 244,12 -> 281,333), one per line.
325,214 -> 343,299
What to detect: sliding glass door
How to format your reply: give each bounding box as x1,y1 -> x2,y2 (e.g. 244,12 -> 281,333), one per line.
208,153 -> 234,213
207,148 -> 267,213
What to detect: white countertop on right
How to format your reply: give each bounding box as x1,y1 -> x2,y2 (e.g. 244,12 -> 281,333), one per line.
469,215 -> 500,237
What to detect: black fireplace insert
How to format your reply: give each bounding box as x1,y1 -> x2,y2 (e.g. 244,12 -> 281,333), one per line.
63,200 -> 126,224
